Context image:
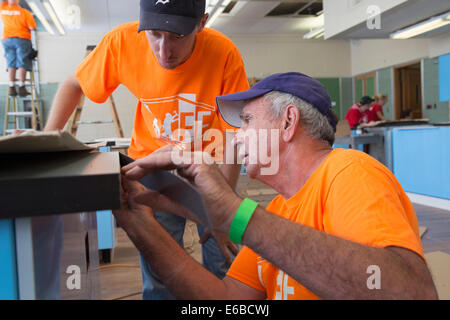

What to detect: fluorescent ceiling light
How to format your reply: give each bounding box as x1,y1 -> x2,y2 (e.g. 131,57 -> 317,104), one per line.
391,11 -> 450,39
303,27 -> 324,39
43,1 -> 66,35
27,1 -> 55,35
206,0 -> 231,28
229,1 -> 247,16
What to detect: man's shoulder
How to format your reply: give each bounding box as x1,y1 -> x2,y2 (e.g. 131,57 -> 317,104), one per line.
265,194 -> 285,214
105,21 -> 140,39
325,148 -> 393,182
327,148 -> 373,167
200,27 -> 239,52
98,21 -> 144,50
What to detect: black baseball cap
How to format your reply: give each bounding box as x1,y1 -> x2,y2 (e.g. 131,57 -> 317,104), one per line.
138,0 -> 206,36
216,72 -> 337,132
360,96 -> 375,105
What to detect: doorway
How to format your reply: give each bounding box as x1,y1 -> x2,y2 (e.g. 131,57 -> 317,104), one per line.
354,72 -> 377,103
394,62 -> 423,120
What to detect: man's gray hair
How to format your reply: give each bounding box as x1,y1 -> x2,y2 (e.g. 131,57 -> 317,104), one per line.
263,91 -> 335,146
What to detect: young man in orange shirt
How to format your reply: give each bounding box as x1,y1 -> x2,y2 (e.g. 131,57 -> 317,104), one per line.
116,72 -> 437,300
0,0 -> 36,97
44,0 -> 248,299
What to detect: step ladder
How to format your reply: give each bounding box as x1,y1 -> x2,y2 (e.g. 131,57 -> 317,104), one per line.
2,71 -> 43,135
65,45 -> 124,138
2,30 -> 42,136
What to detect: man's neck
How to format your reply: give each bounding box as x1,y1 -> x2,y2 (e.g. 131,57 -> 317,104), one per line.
259,138 -> 332,200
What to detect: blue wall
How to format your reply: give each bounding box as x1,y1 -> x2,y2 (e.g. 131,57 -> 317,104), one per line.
0,219 -> 18,300
392,126 -> 450,200
439,54 -> 450,102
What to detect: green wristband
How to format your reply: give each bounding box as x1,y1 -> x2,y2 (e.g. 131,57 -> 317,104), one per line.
229,198 -> 258,244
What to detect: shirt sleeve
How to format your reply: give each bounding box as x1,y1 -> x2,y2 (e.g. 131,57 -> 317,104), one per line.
226,246 -> 266,293
26,10 -> 36,29
217,46 -> 249,132
375,105 -> 384,116
324,161 -> 425,260
345,109 -> 360,129
208,46 -> 249,161
75,31 -> 121,103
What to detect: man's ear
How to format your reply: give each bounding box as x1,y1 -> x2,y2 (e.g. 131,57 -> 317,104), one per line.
196,13 -> 209,33
280,105 -> 300,142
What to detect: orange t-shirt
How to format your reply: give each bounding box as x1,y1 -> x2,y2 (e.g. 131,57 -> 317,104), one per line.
227,148 -> 424,300
0,3 -> 36,40
75,22 -> 249,160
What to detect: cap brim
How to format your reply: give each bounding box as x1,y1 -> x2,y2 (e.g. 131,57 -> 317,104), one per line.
138,11 -> 198,36
216,88 -> 272,128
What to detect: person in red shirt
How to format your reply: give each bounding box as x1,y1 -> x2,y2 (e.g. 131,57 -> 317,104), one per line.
344,96 -> 374,129
0,0 -> 36,97
368,94 -> 387,122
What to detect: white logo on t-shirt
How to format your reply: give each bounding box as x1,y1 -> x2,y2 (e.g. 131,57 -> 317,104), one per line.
141,93 -> 215,146
155,0 -> 170,5
1,10 -> 21,16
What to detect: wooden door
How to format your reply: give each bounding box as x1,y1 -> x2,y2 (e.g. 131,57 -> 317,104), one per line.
403,69 -> 422,118
394,62 -> 422,120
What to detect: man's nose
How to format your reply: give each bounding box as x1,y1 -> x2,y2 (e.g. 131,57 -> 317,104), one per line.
159,37 -> 172,60
231,128 -> 244,147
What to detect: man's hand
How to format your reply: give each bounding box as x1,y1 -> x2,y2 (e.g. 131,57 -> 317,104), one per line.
112,177 -> 156,239
122,148 -> 242,234
128,179 -> 240,264
199,228 -> 239,266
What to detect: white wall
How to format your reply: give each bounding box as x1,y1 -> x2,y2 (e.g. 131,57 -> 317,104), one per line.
350,38 -> 430,75
429,31 -> 450,58
0,31 -> 137,139
75,85 -> 137,141
229,34 -> 352,78
0,32 -> 107,84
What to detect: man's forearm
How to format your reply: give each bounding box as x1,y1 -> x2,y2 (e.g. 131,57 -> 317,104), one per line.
220,163 -> 241,189
44,74 -> 83,131
125,217 -> 232,299
236,205 -> 437,299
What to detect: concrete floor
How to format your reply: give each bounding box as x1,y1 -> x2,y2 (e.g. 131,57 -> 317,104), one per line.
99,174 -> 450,300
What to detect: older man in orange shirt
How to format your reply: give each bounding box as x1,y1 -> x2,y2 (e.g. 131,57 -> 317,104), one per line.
115,72 -> 438,300
0,0 -> 36,97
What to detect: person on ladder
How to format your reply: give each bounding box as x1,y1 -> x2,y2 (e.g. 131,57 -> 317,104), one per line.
1,0 -> 36,97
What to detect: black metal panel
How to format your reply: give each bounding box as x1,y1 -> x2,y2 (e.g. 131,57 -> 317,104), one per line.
0,151 -> 121,218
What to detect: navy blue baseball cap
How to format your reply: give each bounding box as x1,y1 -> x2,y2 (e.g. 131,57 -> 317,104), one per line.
216,72 -> 337,132
360,95 -> 375,105
138,0 -> 206,36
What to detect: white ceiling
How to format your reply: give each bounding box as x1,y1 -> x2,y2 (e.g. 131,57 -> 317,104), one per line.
212,1 -> 324,35
42,0 -> 324,35
328,0 -> 450,39
27,0 -> 450,38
